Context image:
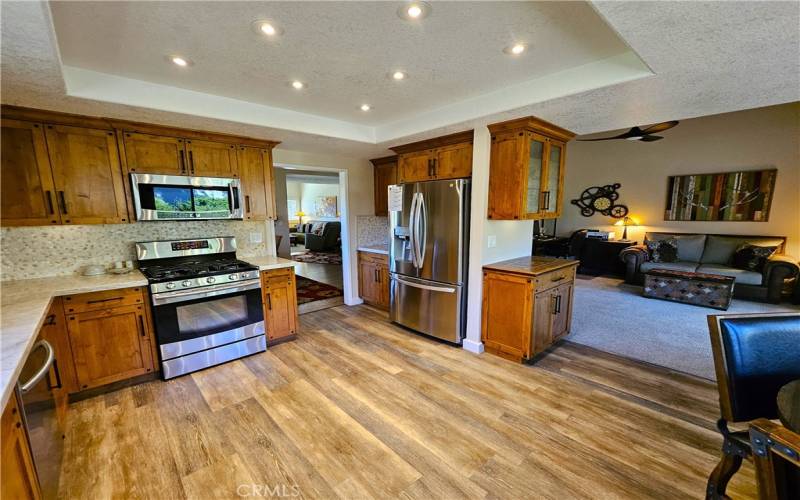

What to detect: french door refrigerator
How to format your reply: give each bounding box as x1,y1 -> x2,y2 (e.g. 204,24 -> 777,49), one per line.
389,178 -> 470,344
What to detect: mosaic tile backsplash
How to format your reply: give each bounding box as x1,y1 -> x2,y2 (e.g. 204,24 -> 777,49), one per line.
1,220 -> 270,281
356,216 -> 389,246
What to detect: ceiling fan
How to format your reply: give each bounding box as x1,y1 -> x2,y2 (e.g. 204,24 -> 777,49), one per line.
578,120 -> 679,142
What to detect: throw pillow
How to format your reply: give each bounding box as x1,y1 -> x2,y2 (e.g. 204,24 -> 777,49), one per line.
312,222 -> 326,235
645,238 -> 678,263
731,243 -> 777,272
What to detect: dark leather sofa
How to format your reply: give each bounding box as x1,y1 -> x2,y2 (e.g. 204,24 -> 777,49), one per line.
292,221 -> 341,252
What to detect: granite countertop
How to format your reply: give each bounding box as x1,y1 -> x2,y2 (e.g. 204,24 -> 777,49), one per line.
357,243 -> 389,255
483,256 -> 579,277
243,256 -> 297,271
0,271 -> 148,410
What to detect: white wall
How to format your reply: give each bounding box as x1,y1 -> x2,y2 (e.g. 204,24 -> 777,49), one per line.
560,103 -> 800,255
272,149 -> 375,306
300,183 -> 341,220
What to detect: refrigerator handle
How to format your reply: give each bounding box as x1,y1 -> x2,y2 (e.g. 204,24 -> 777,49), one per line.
409,192 -> 419,268
418,192 -> 427,268
393,276 -> 456,293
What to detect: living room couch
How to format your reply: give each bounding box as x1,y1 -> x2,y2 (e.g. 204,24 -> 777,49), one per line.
620,232 -> 798,303
291,221 -> 341,252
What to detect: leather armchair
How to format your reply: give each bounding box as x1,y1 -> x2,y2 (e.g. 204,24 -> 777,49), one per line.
620,244 -> 648,285
763,254 -> 800,303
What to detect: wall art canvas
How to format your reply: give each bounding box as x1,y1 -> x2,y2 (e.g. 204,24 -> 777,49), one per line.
664,168 -> 776,221
314,196 -> 338,217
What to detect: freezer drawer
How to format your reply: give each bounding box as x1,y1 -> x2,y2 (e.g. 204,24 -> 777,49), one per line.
389,274 -> 464,344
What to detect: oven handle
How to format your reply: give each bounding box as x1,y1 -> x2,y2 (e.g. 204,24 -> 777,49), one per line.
151,279 -> 262,305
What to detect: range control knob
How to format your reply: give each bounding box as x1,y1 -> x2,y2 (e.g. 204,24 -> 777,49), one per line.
165,282 -> 176,290
207,276 -> 216,284
240,272 -> 250,279
228,273 -> 239,280
181,280 -> 192,287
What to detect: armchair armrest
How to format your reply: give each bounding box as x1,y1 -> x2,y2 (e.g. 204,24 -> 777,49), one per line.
762,254 -> 799,303
619,244 -> 648,285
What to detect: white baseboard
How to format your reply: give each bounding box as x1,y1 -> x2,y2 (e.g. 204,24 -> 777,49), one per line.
462,338 -> 484,354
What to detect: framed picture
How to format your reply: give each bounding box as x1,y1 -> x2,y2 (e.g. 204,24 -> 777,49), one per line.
664,168 -> 777,221
314,196 -> 338,218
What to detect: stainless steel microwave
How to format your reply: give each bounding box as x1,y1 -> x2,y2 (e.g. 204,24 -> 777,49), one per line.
130,173 -> 243,221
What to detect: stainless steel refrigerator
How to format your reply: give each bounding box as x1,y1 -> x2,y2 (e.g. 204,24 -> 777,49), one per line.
389,178 -> 470,343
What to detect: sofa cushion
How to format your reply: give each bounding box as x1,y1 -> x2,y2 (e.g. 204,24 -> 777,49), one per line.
645,233 -> 707,262
645,238 -> 678,263
696,264 -> 764,286
732,244 -> 778,273
640,261 -> 699,273
701,235 -> 785,265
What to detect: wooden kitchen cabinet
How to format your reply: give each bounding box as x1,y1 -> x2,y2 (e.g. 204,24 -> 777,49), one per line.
186,139 -> 239,177
122,132 -> 187,175
238,146 -> 276,221
391,130 -> 473,183
261,268 -> 299,345
358,251 -> 390,309
1,393 -> 41,500
370,155 -> 397,216
44,124 -> 129,225
487,116 -> 574,220
481,257 -> 578,363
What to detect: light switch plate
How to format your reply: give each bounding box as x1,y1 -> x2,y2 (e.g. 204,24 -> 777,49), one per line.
250,232 -> 263,244
487,235 -> 497,248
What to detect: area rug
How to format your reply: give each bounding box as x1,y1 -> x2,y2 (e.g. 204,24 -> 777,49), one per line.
567,275 -> 798,380
295,276 -> 343,305
292,251 -> 342,265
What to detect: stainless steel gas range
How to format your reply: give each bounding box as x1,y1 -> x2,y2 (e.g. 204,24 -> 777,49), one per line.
136,236 -> 265,379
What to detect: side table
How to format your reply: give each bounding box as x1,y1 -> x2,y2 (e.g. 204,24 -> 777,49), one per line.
578,239 -> 637,277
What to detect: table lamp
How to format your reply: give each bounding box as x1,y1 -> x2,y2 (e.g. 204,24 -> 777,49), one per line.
296,211 -> 306,225
614,216 -> 638,240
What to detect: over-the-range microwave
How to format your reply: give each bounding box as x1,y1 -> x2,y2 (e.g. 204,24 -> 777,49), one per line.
130,173 -> 243,221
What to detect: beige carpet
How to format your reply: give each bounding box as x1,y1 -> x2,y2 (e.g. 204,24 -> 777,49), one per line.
567,275 -> 799,379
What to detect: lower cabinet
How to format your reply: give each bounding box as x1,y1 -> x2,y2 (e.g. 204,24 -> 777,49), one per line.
481,262 -> 577,363
261,267 -> 299,345
358,251 -> 390,309
1,394 -> 41,500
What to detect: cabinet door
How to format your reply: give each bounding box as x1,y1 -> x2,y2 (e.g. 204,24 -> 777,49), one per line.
540,140 -> 565,218
398,151 -> 432,183
378,264 -> 391,308
36,299 -> 74,424
373,162 -> 397,216
1,394 -> 41,500
551,282 -> 573,340
434,143 -> 472,179
358,257 -> 380,304
263,270 -> 299,343
237,146 -> 269,220
186,139 -> 239,177
1,119 -> 60,226
66,305 -> 154,391
532,289 -> 555,356
45,125 -> 129,225
262,148 -> 277,220
122,132 -> 186,175
481,271 -> 533,360
523,133 -> 546,218
487,132 -> 523,219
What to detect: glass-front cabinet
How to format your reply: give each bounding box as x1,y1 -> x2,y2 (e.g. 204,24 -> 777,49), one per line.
488,117 -> 574,220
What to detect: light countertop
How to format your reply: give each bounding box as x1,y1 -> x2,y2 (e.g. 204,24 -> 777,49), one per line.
0,271 -> 148,410
357,244 -> 389,255
243,256 -> 297,271
482,256 -> 579,277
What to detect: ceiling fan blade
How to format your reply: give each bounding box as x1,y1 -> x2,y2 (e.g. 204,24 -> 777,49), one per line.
578,128 -> 639,141
640,120 -> 679,134
638,135 -> 663,142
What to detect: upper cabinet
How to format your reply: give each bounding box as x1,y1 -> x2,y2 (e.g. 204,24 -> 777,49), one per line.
370,155 -> 397,216
390,130 -> 473,183
1,106 -> 280,227
487,117 -> 575,220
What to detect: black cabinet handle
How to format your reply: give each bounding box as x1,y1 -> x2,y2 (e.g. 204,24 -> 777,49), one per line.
51,358 -> 63,390
245,195 -> 251,213
432,158 -> 437,177
87,297 -> 123,305
555,295 -> 562,314
266,293 -> 272,310
45,191 -> 55,215
179,150 -> 187,174
189,150 -> 195,174
138,314 -> 146,337
58,191 -> 68,214
551,295 -> 557,315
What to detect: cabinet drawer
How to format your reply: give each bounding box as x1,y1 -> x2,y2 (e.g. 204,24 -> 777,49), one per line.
358,251 -> 388,265
261,267 -> 294,281
62,287 -> 145,314
534,266 -> 575,292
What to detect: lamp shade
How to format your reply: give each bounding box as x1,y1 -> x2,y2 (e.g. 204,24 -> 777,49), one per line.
295,211 -> 306,217
614,216 -> 638,227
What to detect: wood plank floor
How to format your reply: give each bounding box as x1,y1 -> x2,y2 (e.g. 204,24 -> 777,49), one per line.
58,305 -> 756,499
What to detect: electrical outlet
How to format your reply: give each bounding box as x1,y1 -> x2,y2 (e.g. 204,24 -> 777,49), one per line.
250,232 -> 263,244
487,235 -> 497,248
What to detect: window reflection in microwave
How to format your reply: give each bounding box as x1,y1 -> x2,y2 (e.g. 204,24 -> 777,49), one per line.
176,295 -> 248,335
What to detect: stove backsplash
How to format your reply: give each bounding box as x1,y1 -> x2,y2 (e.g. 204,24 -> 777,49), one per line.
356,215 -> 389,246
0,221 -> 271,281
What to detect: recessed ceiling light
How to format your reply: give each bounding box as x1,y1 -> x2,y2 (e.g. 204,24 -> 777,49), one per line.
291,80 -> 305,89
503,43 -> 527,56
360,104 -> 371,112
392,71 -> 407,80
251,20 -> 284,37
169,55 -> 191,67
397,2 -> 431,21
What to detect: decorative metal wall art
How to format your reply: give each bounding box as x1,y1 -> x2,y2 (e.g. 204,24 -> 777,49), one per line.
571,183 -> 629,218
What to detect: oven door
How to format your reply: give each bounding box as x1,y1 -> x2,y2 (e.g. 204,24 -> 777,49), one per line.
150,279 -> 264,362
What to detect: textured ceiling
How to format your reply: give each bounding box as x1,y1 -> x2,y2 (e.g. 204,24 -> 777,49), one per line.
1,1 -> 798,159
